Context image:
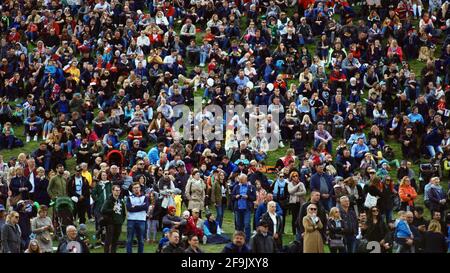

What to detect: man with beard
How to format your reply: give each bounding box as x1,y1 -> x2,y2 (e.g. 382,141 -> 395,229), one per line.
47,164 -> 68,200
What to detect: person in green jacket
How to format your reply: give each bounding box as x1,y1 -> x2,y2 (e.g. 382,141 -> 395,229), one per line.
101,184 -> 126,253
92,171 -> 112,243
47,164 -> 68,200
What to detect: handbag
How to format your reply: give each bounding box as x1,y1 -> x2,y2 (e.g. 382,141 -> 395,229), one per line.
329,237 -> 345,248
364,192 -> 379,208
40,233 -> 51,243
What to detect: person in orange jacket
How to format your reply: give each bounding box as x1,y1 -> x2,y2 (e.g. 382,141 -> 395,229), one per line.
398,176 -> 418,211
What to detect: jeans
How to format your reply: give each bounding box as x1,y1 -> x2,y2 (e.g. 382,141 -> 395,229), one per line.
345,235 -> 357,253
216,204 -> 225,228
320,198 -> 332,212
61,140 -> 73,154
314,139 -> 332,154
235,209 -> 252,240
105,224 -> 122,253
127,220 -> 146,253
43,121 -> 54,136
146,219 -> 159,241
426,145 -> 443,158
381,209 -> 393,225
199,51 -> 208,65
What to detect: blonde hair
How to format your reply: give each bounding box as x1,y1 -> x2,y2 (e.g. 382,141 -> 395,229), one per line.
399,176 -> 410,186
6,211 -> 19,223
329,207 -> 341,220
428,220 -> 441,233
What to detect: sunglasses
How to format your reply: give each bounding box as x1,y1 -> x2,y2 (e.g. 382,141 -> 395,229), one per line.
292,174 -> 298,177
309,208 -> 317,211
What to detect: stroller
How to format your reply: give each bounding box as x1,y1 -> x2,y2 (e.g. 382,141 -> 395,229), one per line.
418,163 -> 439,194
53,197 -> 75,240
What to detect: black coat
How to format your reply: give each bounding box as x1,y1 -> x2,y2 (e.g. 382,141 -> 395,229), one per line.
261,212 -> 283,237
1,223 -> 21,253
327,219 -> 346,240
249,232 -> 278,253
33,177 -> 51,206
9,176 -> 33,200
423,231 -> 447,253
67,175 -> 91,205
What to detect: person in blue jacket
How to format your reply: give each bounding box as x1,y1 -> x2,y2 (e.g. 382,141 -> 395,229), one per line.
23,113 -> 43,142
147,142 -> 166,165
310,163 -> 334,211
424,126 -> 444,158
231,174 -> 256,241
254,193 -> 283,228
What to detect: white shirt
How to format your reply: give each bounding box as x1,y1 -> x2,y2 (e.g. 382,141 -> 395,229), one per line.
29,171 -> 35,193
137,35 -> 150,47
269,212 -> 277,234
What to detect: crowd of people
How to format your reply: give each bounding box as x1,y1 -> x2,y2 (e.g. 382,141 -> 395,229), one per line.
1,0 -> 450,253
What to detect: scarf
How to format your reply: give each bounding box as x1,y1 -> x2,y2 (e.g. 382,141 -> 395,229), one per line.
273,179 -> 286,198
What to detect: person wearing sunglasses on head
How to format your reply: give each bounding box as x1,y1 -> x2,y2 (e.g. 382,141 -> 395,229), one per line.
302,204 -> 324,253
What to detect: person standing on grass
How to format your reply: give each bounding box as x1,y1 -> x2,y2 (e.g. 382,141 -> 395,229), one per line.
47,164 -> 68,200
67,165 -> 90,224
102,185 -> 126,253
126,182 -> 149,253
231,174 -> 256,241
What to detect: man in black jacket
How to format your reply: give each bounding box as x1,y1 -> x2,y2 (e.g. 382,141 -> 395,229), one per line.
67,165 -> 90,224
162,229 -> 184,253
249,220 -> 278,253
57,225 -> 89,253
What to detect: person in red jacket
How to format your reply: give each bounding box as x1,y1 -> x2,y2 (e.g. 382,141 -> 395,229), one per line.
398,176 -> 418,211
184,208 -> 204,239
127,126 -> 144,148
329,65 -> 347,91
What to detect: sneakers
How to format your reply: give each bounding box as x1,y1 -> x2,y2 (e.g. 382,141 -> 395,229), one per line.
26,135 -> 30,143
33,135 -> 38,141
66,153 -> 73,159
202,235 -> 207,245
279,141 -> 285,148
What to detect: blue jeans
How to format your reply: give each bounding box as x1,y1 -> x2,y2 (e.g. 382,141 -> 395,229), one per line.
126,220 -> 146,253
345,235 -> 357,253
61,140 -> 73,154
426,145 -> 443,158
320,198 -> 332,212
235,209 -> 252,240
43,121 -> 54,136
381,209 -> 393,225
200,52 -> 208,65
216,204 -> 225,228
314,139 -> 332,154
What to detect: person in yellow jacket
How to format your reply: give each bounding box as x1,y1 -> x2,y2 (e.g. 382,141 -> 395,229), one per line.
63,59 -> 80,84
